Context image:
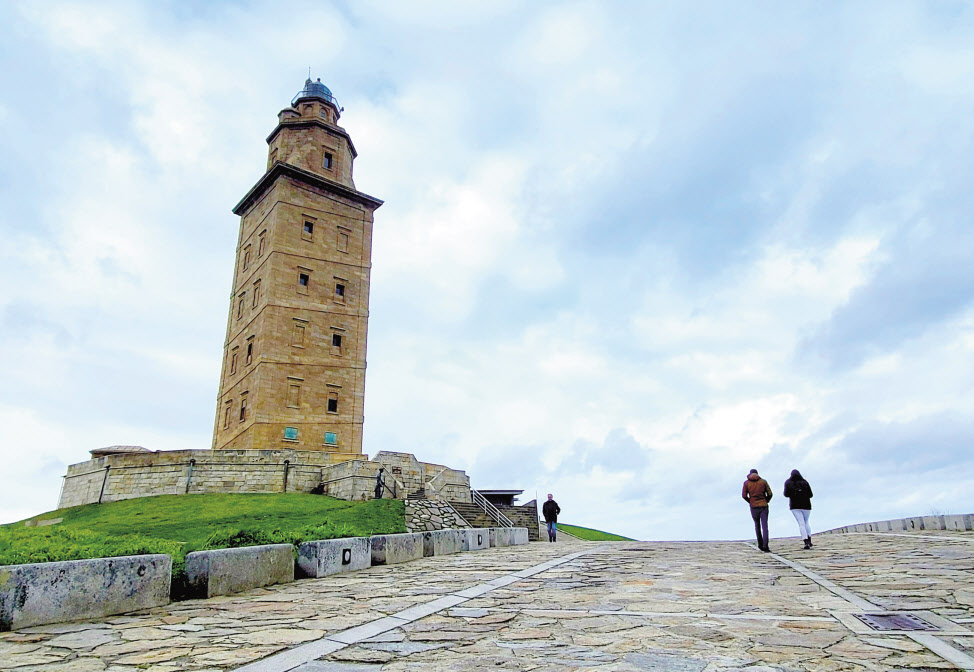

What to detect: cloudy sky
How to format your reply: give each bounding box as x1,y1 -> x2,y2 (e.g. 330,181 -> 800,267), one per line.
2,1 -> 973,541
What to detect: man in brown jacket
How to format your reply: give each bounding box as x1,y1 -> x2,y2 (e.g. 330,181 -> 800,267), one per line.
742,469 -> 772,552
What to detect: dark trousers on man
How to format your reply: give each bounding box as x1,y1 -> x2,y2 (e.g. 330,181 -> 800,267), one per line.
750,505 -> 769,550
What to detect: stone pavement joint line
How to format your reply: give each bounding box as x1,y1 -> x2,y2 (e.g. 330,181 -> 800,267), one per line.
754,542 -> 974,672
233,547 -> 601,672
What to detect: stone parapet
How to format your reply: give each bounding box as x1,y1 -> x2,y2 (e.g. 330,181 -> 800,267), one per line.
58,449 -> 343,508
0,555 -> 171,631
185,544 -> 294,599
821,513 -> 974,535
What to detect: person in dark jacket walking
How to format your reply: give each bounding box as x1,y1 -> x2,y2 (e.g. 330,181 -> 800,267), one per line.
783,469 -> 814,549
542,494 -> 561,542
374,468 -> 385,500
742,469 -> 772,552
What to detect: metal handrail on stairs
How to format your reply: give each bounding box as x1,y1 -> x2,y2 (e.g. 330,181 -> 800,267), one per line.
472,489 -> 514,527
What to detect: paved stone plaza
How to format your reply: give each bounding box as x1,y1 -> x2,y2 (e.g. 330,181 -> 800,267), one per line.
3,531 -> 974,671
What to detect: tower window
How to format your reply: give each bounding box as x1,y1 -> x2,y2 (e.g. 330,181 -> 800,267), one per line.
243,245 -> 251,270
291,320 -> 307,347
258,230 -> 267,256
284,426 -> 298,441
334,283 -> 345,302
239,396 -> 247,422
287,381 -> 302,408
337,228 -> 349,253
237,294 -> 246,319
246,337 -> 254,365
302,220 -> 314,242
223,402 -> 233,429
230,348 -> 239,374
298,272 -> 310,295
327,393 -> 339,414
332,334 -> 342,348
323,152 -> 333,170
324,432 -> 338,445
252,280 -> 261,307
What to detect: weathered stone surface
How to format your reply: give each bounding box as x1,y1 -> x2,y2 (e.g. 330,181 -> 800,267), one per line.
462,529 -> 489,552
430,529 -> 465,556
511,527 -> 530,545
489,528 -> 512,548
298,537 -> 371,578
0,555 -> 171,632
370,533 -> 423,566
184,544 -> 293,599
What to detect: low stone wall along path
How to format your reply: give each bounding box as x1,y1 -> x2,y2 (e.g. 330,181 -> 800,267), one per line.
4,532 -> 974,670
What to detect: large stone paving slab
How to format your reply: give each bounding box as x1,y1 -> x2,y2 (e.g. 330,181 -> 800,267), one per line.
3,532 -> 974,670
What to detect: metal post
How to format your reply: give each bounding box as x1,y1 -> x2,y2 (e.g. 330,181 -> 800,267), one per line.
185,459 -> 196,493
283,460 -> 290,493
98,466 -> 111,504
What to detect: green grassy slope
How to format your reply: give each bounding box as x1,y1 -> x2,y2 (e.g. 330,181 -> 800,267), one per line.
558,523 -> 635,541
1,493 -> 405,567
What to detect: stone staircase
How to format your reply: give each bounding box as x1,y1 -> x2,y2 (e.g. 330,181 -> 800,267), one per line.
448,500 -> 541,542
448,502 -> 495,529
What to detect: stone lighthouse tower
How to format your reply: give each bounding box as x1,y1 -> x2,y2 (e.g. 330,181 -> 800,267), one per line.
212,78 -> 382,457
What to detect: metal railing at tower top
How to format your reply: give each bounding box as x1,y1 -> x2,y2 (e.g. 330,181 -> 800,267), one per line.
292,78 -> 341,109
472,489 -> 514,528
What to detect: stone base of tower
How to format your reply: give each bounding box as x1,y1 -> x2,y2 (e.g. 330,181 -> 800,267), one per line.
56,448 -> 471,509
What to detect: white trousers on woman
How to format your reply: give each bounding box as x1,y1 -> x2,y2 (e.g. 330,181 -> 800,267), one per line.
792,509 -> 811,538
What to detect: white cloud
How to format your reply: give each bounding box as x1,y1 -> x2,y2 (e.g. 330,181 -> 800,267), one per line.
3,1 -> 974,540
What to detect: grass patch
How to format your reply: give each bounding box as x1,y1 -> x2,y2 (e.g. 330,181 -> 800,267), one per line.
2,493 -> 406,598
558,523 -> 634,541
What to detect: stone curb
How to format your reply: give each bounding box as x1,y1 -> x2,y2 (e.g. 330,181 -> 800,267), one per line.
0,554 -> 171,632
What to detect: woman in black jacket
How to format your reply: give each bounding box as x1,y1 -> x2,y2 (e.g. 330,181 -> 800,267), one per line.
783,470 -> 814,549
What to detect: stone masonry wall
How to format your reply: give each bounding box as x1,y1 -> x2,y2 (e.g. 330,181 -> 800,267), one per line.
405,499 -> 471,532
59,449 -> 341,509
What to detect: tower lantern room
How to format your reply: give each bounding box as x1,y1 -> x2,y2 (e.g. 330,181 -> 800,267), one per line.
266,77 -> 358,188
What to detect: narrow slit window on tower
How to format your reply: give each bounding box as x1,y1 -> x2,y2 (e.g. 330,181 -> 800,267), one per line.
286,378 -> 303,408
230,347 -> 239,374
302,220 -> 314,242
327,391 -> 339,414
243,245 -> 251,270
252,279 -> 261,307
223,401 -> 233,429
297,271 -> 310,295
258,230 -> 267,256
331,332 -> 343,356
246,337 -> 254,365
337,227 -> 349,253
291,320 -> 307,347
239,394 -> 248,422
334,282 -> 345,303
237,294 -> 246,319
323,151 -> 333,170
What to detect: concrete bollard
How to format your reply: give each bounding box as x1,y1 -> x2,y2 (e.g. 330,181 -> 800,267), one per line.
489,528 -> 512,547
511,528 -> 530,545
185,544 -> 293,599
431,529 -> 466,556
298,537 -> 371,578
0,555 -> 171,631
463,529 -> 490,552
370,533 -> 423,565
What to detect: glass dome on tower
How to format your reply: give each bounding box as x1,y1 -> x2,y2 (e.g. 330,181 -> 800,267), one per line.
292,77 -> 340,109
